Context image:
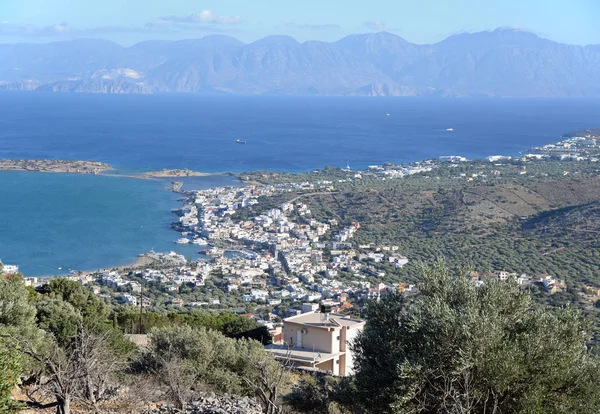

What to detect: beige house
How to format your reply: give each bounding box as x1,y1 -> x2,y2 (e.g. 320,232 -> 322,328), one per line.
265,311 -> 365,376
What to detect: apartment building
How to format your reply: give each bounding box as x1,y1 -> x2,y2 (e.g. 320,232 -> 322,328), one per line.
265,310 -> 365,376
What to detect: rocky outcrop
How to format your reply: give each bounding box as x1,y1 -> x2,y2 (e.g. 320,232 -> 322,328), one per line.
146,394 -> 263,414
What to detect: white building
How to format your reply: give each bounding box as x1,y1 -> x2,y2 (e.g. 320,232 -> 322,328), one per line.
2,264 -> 19,274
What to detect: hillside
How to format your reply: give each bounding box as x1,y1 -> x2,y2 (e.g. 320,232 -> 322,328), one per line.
239,161 -> 600,289
3,28 -> 600,96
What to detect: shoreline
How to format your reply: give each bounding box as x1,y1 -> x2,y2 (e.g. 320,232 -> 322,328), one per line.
35,253 -> 160,279
7,128 -> 600,279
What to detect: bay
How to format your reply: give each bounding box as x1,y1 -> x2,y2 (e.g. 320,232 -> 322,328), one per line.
0,171 -> 239,276
2,93 -> 600,276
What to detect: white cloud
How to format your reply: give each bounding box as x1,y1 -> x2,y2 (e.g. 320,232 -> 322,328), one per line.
0,21 -> 73,37
364,20 -> 386,31
0,21 -> 152,37
159,10 -> 241,25
0,12 -> 243,38
52,23 -> 70,33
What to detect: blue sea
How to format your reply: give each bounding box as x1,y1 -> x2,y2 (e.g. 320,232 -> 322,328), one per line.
2,93 -> 600,276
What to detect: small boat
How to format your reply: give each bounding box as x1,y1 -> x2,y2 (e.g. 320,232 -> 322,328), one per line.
192,238 -> 208,245
446,128 -> 454,131
176,238 -> 191,244
236,139 -> 246,144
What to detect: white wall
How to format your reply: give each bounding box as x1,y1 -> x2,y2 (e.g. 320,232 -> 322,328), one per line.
343,326 -> 361,376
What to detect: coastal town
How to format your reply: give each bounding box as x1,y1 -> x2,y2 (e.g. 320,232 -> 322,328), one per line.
6,132 -> 600,323
17,179 -> 417,315
5,6 -> 600,412
10,152 -> 587,326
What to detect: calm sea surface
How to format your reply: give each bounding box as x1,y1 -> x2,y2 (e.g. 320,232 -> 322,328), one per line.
1,93 -> 600,275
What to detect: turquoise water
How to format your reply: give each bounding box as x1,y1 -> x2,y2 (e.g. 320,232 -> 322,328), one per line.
0,171 -> 239,276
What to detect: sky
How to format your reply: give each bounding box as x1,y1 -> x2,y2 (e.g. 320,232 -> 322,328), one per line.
1,0 -> 600,46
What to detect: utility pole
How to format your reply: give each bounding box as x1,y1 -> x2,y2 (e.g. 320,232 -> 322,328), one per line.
138,280 -> 144,334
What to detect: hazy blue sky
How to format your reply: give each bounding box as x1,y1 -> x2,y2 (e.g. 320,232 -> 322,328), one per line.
1,0 -> 599,45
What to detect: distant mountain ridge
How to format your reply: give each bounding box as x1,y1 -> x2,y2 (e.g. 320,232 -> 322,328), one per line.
2,28 -> 600,97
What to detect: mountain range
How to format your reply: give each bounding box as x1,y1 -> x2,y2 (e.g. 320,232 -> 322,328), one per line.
1,27 -> 600,97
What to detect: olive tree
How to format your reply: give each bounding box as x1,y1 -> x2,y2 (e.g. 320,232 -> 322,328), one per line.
0,274 -> 40,413
7,278 -> 129,414
351,261 -> 600,414
140,325 -> 291,413
0,347 -> 22,413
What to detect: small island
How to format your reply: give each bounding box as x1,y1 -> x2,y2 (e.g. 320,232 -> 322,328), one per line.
142,169 -> 234,178
0,159 -> 112,174
141,169 -> 213,178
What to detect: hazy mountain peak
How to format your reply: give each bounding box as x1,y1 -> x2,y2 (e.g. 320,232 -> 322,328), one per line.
491,26 -> 543,42
438,26 -> 545,49
338,31 -> 408,45
250,35 -> 299,47
493,26 -> 537,34
199,34 -> 245,46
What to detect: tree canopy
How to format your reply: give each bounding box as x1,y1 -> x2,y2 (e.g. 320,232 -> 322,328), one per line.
0,275 -> 35,413
137,325 -> 290,412
350,262 -> 600,414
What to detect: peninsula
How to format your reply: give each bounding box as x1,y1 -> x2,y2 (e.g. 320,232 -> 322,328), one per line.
0,159 -> 111,174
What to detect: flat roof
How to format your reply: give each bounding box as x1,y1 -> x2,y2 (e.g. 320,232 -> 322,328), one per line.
265,344 -> 343,364
285,311 -> 364,328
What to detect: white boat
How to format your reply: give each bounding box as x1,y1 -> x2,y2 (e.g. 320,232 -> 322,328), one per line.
206,247 -> 224,256
192,238 -> 208,245
446,128 -> 454,131
176,238 -> 191,244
